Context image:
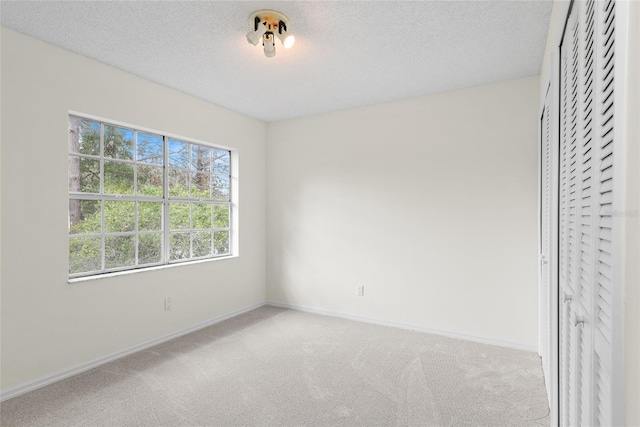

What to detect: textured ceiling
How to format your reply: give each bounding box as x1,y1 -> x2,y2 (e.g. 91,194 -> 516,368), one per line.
1,1 -> 552,122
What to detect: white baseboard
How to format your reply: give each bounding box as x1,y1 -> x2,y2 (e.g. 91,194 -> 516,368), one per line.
0,301 -> 265,402
266,300 -> 538,353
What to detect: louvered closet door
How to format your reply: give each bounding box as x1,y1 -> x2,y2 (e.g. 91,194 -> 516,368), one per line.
559,17 -> 571,426
559,5 -> 581,424
577,1 -> 596,424
558,0 -> 617,425
592,0 -> 616,423
540,95 -> 552,400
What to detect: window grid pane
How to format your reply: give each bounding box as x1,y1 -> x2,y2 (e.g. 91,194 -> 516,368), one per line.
69,115 -> 232,278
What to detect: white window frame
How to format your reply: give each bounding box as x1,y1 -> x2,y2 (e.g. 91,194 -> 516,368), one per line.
68,113 -> 236,280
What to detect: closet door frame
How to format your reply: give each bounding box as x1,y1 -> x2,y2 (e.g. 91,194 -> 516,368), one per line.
608,0 -> 628,424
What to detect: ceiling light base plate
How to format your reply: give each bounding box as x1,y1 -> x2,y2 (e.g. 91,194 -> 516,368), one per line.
248,10 -> 290,31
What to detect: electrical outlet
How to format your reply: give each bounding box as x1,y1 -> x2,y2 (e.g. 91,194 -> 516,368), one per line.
357,285 -> 365,297
164,297 -> 172,311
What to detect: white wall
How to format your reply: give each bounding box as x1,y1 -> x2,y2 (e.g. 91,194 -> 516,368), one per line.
0,28 -> 266,391
266,76 -> 540,349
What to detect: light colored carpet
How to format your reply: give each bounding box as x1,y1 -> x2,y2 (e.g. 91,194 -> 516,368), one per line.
1,306 -> 549,426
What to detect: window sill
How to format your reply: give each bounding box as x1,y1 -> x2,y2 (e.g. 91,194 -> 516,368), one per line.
68,254 -> 238,284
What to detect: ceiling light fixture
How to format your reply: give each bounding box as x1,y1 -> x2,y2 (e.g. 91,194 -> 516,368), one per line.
246,10 -> 295,58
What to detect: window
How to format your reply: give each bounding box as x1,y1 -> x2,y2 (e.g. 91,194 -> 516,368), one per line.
68,115 -> 232,278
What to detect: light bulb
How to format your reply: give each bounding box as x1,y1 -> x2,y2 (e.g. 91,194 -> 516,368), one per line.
276,28 -> 295,49
283,35 -> 295,49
